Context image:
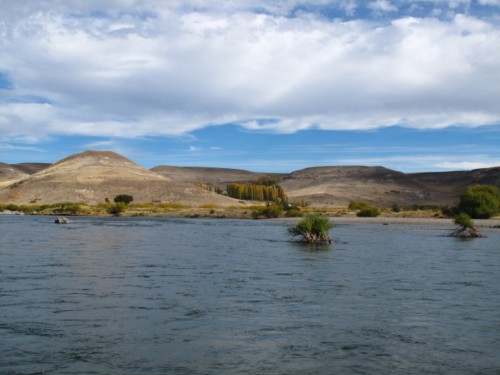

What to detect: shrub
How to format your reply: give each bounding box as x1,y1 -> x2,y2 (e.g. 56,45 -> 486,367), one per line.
457,184 -> 500,219
357,206 -> 381,217
6,204 -> 18,211
285,207 -> 303,217
52,203 -> 82,215
451,212 -> 485,238
114,194 -> 134,205
349,201 -> 381,217
454,212 -> 474,229
348,201 -> 371,210
252,204 -> 283,219
288,214 -> 334,244
108,202 -> 127,216
391,203 -> 401,212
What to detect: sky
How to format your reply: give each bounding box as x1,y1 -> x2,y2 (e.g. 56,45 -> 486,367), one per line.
1,0 -> 499,173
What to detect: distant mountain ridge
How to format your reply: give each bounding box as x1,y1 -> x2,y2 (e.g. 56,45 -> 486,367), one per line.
1,150 -> 499,207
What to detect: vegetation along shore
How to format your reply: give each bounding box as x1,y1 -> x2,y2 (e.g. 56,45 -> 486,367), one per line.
1,150 -> 499,231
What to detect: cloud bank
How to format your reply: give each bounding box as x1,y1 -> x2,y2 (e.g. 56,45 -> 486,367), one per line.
1,0 -> 499,142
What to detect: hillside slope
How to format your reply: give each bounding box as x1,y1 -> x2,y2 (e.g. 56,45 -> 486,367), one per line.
151,165 -> 277,186
410,167 -> 500,195
0,163 -> 29,188
0,151 -> 242,206
280,166 -> 455,207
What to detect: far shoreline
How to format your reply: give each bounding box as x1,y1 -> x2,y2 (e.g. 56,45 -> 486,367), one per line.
2,209 -> 500,233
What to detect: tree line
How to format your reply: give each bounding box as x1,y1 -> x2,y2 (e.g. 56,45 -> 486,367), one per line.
226,183 -> 288,203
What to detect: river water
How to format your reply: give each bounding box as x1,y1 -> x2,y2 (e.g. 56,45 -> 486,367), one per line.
1,216 -> 499,374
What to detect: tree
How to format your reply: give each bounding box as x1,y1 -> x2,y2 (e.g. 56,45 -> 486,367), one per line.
288,214 -> 334,244
114,194 -> 134,205
457,185 -> 500,219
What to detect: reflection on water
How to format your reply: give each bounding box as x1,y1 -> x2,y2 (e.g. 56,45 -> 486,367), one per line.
1,216 -> 500,374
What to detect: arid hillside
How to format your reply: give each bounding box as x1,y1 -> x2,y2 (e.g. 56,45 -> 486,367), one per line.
280,166 -> 454,207
11,162 -> 50,175
0,151 -> 243,206
152,165 -> 500,208
151,165 -> 281,186
409,167 -> 500,195
1,150 -> 499,208
0,163 -> 29,188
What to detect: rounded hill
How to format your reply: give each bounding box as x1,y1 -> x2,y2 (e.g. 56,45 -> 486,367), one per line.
0,151 -> 241,206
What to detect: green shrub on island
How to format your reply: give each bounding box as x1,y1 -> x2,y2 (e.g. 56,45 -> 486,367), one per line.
454,212 -> 474,229
288,214 -> 333,244
451,212 -> 485,238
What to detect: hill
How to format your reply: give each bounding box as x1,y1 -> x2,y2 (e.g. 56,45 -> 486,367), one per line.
280,166 -> 454,207
410,167 -> 500,195
0,163 -> 29,188
1,150 -> 499,208
0,151 -> 242,206
11,162 -> 50,175
151,165 -> 280,186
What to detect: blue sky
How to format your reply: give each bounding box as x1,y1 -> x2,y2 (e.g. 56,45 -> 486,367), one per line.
1,0 -> 500,173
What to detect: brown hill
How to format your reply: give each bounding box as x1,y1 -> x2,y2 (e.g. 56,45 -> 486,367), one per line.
280,166 -> 455,207
151,165 -> 278,186
0,163 -> 29,187
2,151 -> 499,208
0,151 -> 242,206
12,162 -> 50,175
410,167 -> 500,195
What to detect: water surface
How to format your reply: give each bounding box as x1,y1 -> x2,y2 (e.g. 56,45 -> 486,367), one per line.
1,216 -> 499,374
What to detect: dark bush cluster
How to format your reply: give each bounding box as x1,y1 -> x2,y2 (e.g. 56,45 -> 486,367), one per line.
348,201 -> 381,217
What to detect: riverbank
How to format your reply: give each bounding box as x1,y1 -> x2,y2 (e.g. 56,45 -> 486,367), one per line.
330,216 -> 500,233
2,207 -> 500,232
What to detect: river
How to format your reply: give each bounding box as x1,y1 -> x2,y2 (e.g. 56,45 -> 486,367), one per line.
1,216 -> 499,374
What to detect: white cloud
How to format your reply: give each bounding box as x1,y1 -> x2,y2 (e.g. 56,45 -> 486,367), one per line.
188,146 -> 201,152
0,2 -> 499,143
368,0 -> 398,12
340,0 -> 358,16
477,0 -> 500,5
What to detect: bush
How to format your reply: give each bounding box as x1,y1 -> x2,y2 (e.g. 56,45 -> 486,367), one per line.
349,201 -> 380,217
252,204 -> 283,219
108,202 -> 127,216
457,184 -> 500,219
348,201 -> 371,210
357,207 -> 381,217
114,194 -> 134,205
454,212 -> 474,229
49,203 -> 82,215
5,204 -> 19,211
288,214 -> 334,244
285,207 -> 303,217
